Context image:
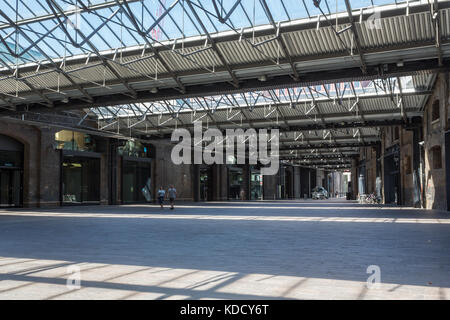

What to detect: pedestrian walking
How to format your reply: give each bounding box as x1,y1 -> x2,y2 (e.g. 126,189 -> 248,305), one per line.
157,186 -> 166,209
168,185 -> 177,210
240,189 -> 245,201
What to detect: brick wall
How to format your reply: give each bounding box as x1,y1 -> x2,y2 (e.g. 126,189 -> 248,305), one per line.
422,73 -> 449,210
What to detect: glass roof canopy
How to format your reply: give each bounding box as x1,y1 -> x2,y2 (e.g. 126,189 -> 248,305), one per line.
0,0 -> 441,171
0,0 -> 405,66
92,76 -> 417,119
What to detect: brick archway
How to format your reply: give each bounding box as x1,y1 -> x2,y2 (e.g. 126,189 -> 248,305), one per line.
0,122 -> 40,207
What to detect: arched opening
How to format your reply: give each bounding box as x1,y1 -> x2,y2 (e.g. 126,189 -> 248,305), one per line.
0,134 -> 24,207
431,146 -> 442,170
431,100 -> 440,122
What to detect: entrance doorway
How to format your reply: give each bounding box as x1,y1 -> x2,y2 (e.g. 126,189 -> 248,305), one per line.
122,158 -> 152,204
62,155 -> 100,205
228,166 -> 243,200
250,167 -> 263,200
384,145 -> 401,204
200,166 -> 213,201
0,135 -> 24,207
0,169 -> 22,207
446,131 -> 450,211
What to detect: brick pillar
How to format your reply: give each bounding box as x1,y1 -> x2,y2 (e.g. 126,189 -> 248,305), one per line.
351,157 -> 358,200
242,164 -> 251,200
192,164 -> 200,202
293,166 -> 300,199
412,126 -> 422,208
39,128 -> 61,207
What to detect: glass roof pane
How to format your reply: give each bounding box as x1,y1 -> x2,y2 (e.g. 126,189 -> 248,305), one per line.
92,76 -> 417,119
0,0 -> 405,66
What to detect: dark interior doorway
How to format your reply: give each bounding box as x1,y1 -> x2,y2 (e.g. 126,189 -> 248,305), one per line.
285,169 -> 292,199
122,158 -> 152,204
0,169 -> 22,207
0,135 -> 23,208
200,166 -> 213,201
62,155 -> 100,205
445,131 -> 450,211
384,145 -> 401,204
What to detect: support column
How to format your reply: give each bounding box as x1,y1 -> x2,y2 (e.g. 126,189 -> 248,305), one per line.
242,164 -> 251,200
39,128 -> 60,207
375,144 -> 382,199
293,166 -> 300,199
412,126 -> 422,208
193,164 -> 200,202
108,138 -> 118,205
211,164 -> 227,201
351,157 -> 358,200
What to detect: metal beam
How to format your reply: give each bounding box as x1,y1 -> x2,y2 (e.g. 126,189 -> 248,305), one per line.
260,0 -> 300,80
45,0 -> 138,99
107,111 -> 414,135
344,0 -> 367,74
279,141 -> 379,151
186,0 -> 240,88
3,59 -> 443,113
280,154 -> 357,160
0,10 -> 94,103
0,0 -> 142,30
119,0 -> 186,93
433,0 -> 444,66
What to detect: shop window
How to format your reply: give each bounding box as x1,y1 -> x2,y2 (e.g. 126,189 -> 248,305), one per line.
250,167 -> 263,200
228,166 -> 243,200
118,140 -> 153,158
62,157 -> 100,204
431,100 -> 440,122
431,146 -> 442,169
55,130 -> 96,152
122,160 -> 152,203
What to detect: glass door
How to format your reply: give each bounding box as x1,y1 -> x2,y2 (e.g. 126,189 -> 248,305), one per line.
0,169 -> 22,207
122,159 -> 152,203
250,170 -> 263,200
199,167 -> 212,201
228,166 -> 243,200
62,157 -> 100,205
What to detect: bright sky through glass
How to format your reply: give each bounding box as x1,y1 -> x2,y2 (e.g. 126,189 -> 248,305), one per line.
0,0 -> 405,65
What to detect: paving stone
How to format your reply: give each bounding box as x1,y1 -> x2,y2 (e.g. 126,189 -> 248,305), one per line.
0,200 -> 449,299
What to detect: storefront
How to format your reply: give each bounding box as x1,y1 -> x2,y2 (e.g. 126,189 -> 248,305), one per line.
250,166 -> 263,200
119,140 -> 153,204
384,144 -> 401,204
0,134 -> 23,207
61,152 -> 101,205
121,157 -> 152,203
56,130 -> 101,205
228,165 -> 243,200
199,166 -> 212,201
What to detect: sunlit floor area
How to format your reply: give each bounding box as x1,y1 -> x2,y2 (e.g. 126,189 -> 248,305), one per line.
1,200 -> 450,300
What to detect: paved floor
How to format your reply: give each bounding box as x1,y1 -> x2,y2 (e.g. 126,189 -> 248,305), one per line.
0,199 -> 449,300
